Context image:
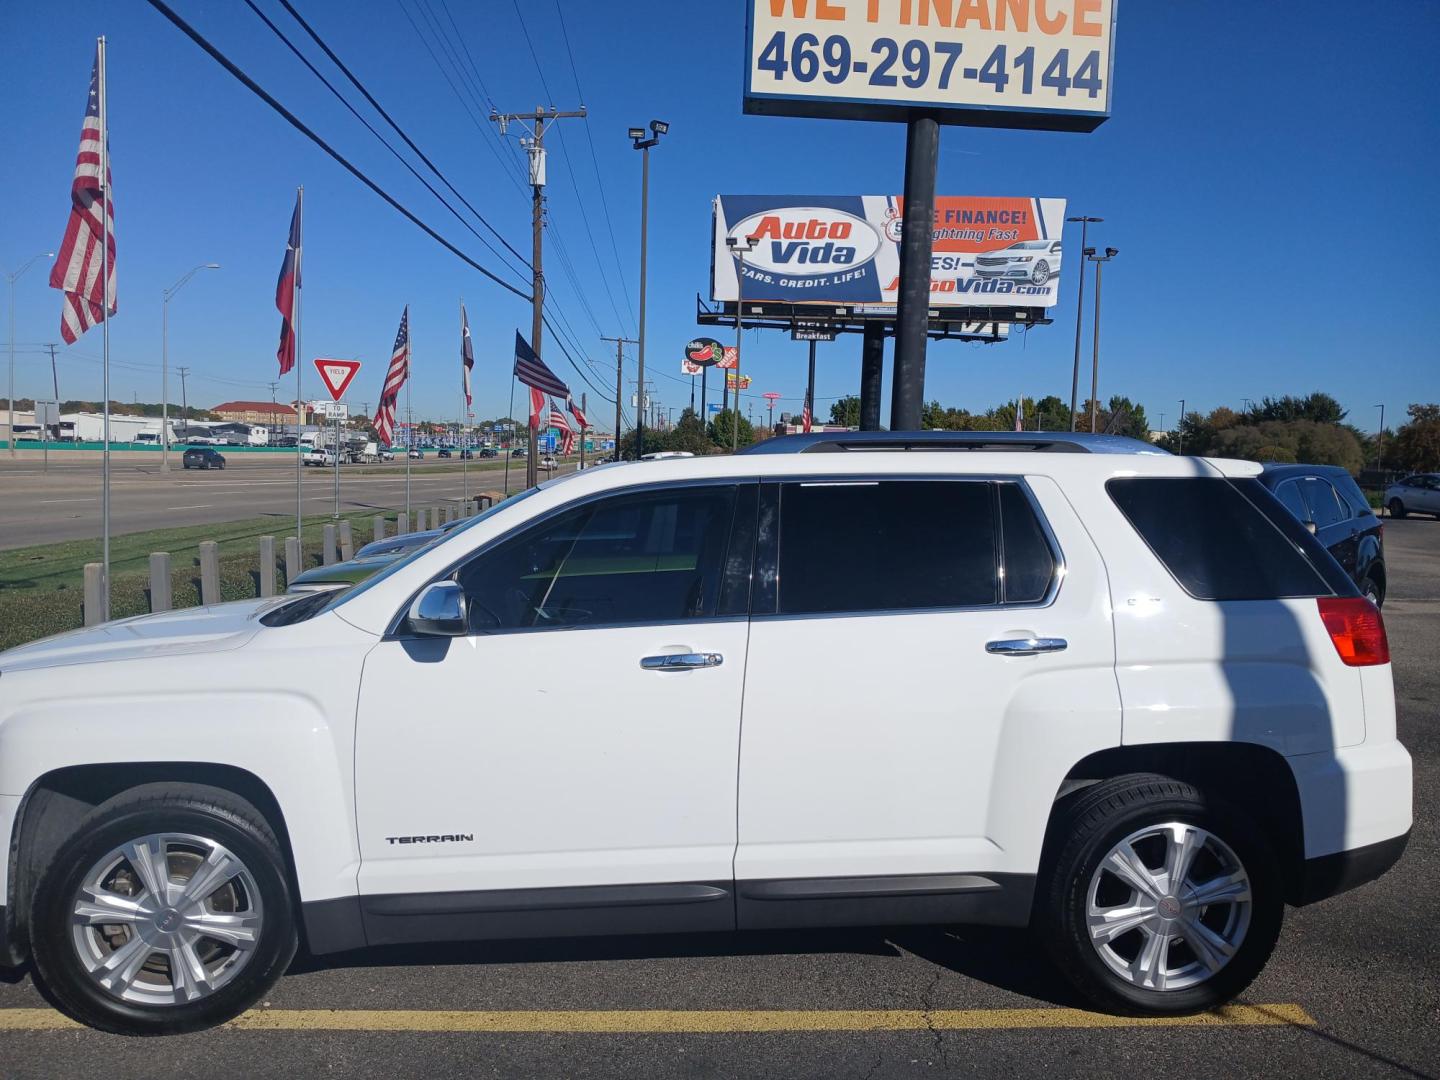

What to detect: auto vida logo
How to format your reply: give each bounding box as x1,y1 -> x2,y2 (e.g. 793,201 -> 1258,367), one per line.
731,208 -> 882,275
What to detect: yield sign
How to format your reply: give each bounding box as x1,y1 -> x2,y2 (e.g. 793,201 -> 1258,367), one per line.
313,357 -> 361,401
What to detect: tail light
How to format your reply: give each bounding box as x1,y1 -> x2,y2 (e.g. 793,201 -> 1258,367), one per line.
1317,597 -> 1390,666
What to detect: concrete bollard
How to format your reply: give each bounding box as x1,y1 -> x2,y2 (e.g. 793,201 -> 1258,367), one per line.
199,541 -> 220,605
435,506 -> 444,528
258,537 -> 275,598
150,552 -> 173,611
322,524 -> 337,566
285,536 -> 301,584
372,515 -> 385,544
338,520 -> 354,561
416,509 -> 428,532
83,562 -> 104,626
395,511 -> 408,535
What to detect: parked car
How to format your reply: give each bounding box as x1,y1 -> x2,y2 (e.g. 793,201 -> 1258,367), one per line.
1384,473 -> 1440,519
0,431 -> 1410,1034
973,238 -> 1063,286
180,447 -> 226,470
1259,464 -> 1386,605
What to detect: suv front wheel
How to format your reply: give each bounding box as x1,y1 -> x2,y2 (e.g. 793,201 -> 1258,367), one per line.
30,783 -> 297,1035
1036,774 -> 1283,1015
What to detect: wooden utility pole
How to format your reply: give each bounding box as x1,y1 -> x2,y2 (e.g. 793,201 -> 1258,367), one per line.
490,105 -> 586,487
601,335 -> 637,460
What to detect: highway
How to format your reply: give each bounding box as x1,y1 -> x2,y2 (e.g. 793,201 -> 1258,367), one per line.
0,521 -> 1435,1077
0,456 -> 538,550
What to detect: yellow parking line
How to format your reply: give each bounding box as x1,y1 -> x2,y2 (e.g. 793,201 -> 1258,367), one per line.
0,1004 -> 1315,1033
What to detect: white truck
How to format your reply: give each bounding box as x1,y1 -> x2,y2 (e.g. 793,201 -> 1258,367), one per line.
0,432 -> 1411,1034
304,447 -> 338,467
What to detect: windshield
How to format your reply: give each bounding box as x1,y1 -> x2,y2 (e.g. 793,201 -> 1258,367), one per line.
1012,240 -> 1054,250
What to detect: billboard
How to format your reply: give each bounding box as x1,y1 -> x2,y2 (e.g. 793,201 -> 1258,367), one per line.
743,0 -> 1114,131
712,195 -> 1066,308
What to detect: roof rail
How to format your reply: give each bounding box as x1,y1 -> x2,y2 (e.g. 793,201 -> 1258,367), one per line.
738,431 -> 1169,456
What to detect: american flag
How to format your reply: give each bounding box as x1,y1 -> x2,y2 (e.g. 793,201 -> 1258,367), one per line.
372,306 -> 410,446
801,397 -> 813,434
548,401 -> 575,455
275,194 -> 301,375
461,303 -> 474,407
513,331 -> 570,398
50,48 -> 116,344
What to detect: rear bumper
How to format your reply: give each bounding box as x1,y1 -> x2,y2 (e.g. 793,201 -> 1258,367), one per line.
1295,830 -> 1410,905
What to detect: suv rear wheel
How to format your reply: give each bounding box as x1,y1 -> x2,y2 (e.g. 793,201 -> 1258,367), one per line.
1037,774 -> 1283,1015
30,783 -> 296,1035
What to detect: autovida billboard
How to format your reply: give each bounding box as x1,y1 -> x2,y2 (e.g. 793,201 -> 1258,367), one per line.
712,195 -> 1067,308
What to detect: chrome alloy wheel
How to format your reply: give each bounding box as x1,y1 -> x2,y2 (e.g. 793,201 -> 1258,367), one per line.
1085,822 -> 1252,992
69,833 -> 264,1006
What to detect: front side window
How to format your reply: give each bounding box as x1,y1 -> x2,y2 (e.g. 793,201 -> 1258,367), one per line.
456,485 -> 739,631
776,480 -> 998,615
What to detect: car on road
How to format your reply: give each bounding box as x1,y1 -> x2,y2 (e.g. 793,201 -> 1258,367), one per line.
0,431 -> 1411,1034
539,454 -> 558,471
304,448 -> 338,467
973,239 -> 1063,286
1259,464 -> 1387,605
1384,473 -> 1440,519
377,448 -> 395,462
180,447 -> 226,470
437,448 -> 452,458
478,447 -> 498,458
407,449 -> 423,460
511,446 -> 527,458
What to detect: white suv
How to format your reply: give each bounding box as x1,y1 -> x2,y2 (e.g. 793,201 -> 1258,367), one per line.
0,432 -> 1411,1034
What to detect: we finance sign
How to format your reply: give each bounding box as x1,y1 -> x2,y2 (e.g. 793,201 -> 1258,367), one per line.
712,195 -> 1067,307
744,0 -> 1114,130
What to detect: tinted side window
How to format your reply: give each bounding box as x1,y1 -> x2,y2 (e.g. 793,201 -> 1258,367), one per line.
1299,478 -> 1346,529
778,480 -> 996,615
1274,480 -> 1308,521
1108,478 -> 1332,600
1332,475 -> 1371,517
457,485 -> 737,630
999,483 -> 1057,603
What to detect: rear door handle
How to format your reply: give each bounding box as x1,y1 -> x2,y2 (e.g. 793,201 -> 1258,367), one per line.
986,637 -> 1067,656
640,652 -> 723,671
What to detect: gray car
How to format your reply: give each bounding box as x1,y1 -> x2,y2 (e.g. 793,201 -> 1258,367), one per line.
1384,473 -> 1440,519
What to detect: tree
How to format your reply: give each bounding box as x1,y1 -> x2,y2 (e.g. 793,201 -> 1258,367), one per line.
829,395 -> 861,427
1251,393 -> 1346,425
670,408 -> 712,455
1393,403 -> 1440,471
706,409 -> 754,449
1211,419 -> 1365,472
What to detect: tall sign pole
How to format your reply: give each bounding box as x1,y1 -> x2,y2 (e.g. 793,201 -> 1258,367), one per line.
491,106 -> 586,487
293,185 -> 304,545
741,1 -> 1115,431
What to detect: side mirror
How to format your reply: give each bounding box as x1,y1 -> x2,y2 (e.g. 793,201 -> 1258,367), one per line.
407,581 -> 468,636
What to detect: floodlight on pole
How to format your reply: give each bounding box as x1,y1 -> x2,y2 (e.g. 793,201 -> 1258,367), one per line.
1065,215 -> 1102,431
631,119 -> 669,458
727,234 -> 760,451
1083,246 -> 1118,433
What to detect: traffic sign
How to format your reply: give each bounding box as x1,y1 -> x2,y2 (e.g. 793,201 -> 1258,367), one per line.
791,320 -> 837,342
313,358 -> 361,401
317,401 -> 349,420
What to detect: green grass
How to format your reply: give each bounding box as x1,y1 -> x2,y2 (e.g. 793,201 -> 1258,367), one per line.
0,511 -> 400,652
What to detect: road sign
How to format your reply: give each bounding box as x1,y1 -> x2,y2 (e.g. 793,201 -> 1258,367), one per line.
317,401 -> 349,420
791,320 -> 837,342
707,402 -> 722,415
314,358 -> 361,401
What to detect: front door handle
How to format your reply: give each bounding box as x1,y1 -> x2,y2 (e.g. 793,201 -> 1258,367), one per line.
986,637 -> 1067,656
640,652 -> 723,671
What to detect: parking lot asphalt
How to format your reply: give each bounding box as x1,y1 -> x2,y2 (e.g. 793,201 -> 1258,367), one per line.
0,455 -> 531,549
0,520 -> 1435,1078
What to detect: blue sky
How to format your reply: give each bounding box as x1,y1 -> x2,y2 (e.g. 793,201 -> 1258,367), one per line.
3,0 -> 1437,434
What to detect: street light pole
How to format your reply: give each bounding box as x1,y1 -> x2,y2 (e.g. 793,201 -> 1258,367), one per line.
629,120 -> 668,460
161,263 -> 219,471
727,234 -> 759,450
6,252 -> 55,456
1177,398 -> 1187,456
1065,216 -> 1101,430
1375,403 -> 1385,470
1083,246 -> 1118,433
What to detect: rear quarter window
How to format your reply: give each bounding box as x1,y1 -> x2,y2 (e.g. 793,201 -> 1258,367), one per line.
1108,477 -> 1344,601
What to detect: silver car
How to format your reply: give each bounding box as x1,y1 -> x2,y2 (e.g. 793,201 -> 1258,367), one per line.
973,239 -> 1063,286
1385,473 -> 1440,519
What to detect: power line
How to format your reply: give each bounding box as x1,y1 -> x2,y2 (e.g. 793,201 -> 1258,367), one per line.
242,0 -> 530,282
143,0 -> 530,301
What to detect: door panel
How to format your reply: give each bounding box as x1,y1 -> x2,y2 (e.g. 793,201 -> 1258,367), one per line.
355,482 -> 753,900
734,476 -> 1118,887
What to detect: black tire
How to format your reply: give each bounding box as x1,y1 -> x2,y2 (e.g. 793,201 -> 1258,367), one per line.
1360,573 -> 1385,607
1035,773 -> 1283,1015
1388,499 -> 1407,519
30,782 -> 297,1036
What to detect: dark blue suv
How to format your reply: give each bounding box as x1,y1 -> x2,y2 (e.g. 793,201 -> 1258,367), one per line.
1259,464 -> 1385,605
